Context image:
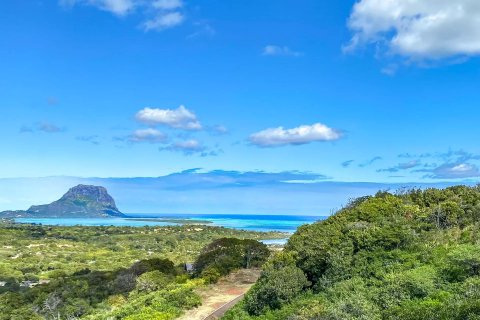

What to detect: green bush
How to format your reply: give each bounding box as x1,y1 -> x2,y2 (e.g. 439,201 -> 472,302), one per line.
233,185 -> 480,319
194,238 -> 270,277
244,252 -> 309,315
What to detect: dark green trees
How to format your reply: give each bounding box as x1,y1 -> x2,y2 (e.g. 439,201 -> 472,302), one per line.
228,185 -> 480,319
244,252 -> 309,315
194,238 -> 270,281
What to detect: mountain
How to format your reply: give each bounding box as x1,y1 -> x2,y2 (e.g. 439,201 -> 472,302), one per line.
0,185 -> 124,218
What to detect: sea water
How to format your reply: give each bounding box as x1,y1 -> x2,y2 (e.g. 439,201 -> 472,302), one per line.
15,214 -> 325,233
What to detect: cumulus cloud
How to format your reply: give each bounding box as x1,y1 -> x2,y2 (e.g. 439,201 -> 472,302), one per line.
249,123 -> 342,148
135,105 -> 202,130
129,128 -> 167,143
346,0 -> 480,61
60,0 -> 185,31
262,45 -> 303,57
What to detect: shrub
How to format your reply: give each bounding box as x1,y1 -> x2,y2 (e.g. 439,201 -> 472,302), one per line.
244,252 -> 309,315
194,238 -> 269,277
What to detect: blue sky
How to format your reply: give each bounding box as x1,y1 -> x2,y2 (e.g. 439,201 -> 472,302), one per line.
1,1 -> 480,212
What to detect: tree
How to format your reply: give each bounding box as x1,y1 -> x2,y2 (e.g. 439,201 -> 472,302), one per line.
244,252 -> 309,315
429,201 -> 463,229
194,238 -> 269,276
136,270 -> 172,292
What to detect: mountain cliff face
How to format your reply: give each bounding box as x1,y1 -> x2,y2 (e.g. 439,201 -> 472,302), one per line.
0,185 -> 124,218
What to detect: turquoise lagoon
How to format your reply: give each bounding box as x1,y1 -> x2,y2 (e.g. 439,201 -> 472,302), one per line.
15,214 -> 325,233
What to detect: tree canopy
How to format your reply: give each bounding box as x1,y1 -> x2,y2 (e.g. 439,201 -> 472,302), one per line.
224,185 -> 480,319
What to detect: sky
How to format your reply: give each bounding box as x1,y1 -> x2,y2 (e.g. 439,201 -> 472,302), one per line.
1,1 -> 480,213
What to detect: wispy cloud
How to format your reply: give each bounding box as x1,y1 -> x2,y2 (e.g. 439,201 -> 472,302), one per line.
60,0 -> 186,32
152,0 -> 182,10
424,163 -> 480,179
359,156 -> 382,168
396,149 -> 480,179
262,45 -> 303,57
76,135 -> 100,145
60,0 -> 136,16
143,11 -> 184,31
187,21 -> 216,39
207,125 -> 228,136
342,160 -> 354,168
249,123 -> 342,148
39,122 -> 64,133
159,139 -> 222,157
21,122 -> 66,134
158,139 -> 223,157
165,139 -> 204,153
135,105 -> 202,130
128,128 -> 168,143
377,160 -> 421,173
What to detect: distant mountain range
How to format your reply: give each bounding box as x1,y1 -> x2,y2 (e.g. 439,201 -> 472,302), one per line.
0,184 -> 124,218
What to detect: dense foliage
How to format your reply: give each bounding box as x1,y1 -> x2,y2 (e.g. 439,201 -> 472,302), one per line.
0,223 -> 284,319
194,238 -> 270,283
225,185 -> 480,320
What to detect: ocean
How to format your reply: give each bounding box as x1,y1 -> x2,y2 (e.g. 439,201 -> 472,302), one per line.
14,214 -> 325,233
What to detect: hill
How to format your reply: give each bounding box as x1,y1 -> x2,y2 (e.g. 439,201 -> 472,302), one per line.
0,185 -> 124,218
224,185 -> 480,320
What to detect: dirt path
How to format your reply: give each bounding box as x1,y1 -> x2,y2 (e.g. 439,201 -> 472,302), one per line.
203,294 -> 246,320
178,269 -> 260,320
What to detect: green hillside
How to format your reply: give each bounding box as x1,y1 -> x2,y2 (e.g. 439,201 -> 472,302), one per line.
225,185 -> 480,320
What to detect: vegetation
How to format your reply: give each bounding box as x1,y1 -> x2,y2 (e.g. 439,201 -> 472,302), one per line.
194,238 -> 270,283
224,185 -> 480,320
0,222 -> 284,319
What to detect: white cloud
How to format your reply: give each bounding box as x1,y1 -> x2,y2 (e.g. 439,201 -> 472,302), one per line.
262,45 -> 303,57
249,123 -> 342,147
346,0 -> 480,60
143,11 -> 184,31
129,128 -> 167,143
152,0 -> 183,10
60,0 -> 135,16
135,105 -> 202,130
60,0 -> 186,31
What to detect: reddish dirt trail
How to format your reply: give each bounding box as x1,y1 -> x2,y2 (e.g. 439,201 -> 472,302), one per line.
178,269 -> 260,320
